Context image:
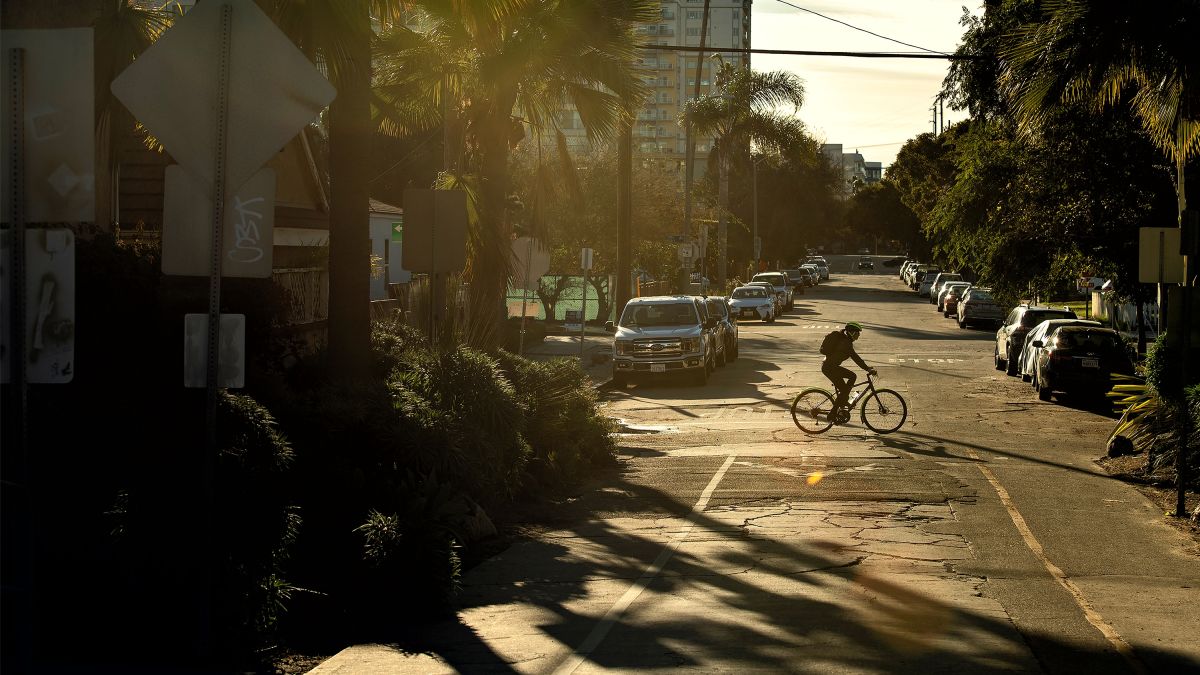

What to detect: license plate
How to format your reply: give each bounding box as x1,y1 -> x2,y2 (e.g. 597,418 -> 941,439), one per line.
650,363 -> 666,373
1081,357 -> 1099,368
742,309 -> 753,317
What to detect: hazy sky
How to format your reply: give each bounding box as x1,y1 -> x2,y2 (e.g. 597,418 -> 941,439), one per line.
750,0 -> 984,169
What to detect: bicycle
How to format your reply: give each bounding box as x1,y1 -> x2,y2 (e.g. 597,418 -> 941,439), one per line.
790,373 -> 908,434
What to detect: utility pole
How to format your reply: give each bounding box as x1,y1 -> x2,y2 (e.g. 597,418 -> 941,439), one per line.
939,95 -> 945,134
681,0 -> 712,291
616,117 -> 633,315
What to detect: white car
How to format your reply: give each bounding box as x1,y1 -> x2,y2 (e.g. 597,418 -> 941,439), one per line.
1017,318 -> 1101,381
728,285 -> 775,323
751,271 -> 794,311
745,281 -> 783,317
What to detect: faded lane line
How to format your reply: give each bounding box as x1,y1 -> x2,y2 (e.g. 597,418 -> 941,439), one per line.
552,454 -> 738,675
968,451 -> 1147,675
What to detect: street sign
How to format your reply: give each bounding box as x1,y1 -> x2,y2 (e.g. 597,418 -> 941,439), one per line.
111,0 -> 335,194
677,242 -> 699,263
511,237 -> 550,291
581,247 -> 594,271
162,166 -> 276,277
0,229 -> 75,384
400,189 -> 469,274
1,28 -> 95,223
184,313 -> 245,388
564,309 -> 583,332
391,218 -> 403,243
1139,227 -> 1186,283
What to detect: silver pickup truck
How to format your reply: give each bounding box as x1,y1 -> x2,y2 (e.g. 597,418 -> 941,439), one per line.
606,296 -> 717,387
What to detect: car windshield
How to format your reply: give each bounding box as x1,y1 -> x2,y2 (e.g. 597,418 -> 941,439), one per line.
753,274 -> 786,286
732,287 -> 767,299
1053,329 -> 1122,351
1023,310 -> 1075,327
783,271 -> 804,281
620,303 -> 698,327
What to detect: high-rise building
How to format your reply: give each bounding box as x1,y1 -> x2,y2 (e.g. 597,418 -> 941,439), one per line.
556,0 -> 752,177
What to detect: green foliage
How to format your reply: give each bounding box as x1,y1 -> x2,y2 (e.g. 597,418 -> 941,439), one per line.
494,351 -> 617,485
1108,338 -> 1200,482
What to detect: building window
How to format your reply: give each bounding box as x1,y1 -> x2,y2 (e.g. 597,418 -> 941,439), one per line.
687,10 -> 702,19
687,27 -> 700,36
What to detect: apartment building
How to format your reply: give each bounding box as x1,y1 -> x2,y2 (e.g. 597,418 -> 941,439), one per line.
556,0 -> 752,176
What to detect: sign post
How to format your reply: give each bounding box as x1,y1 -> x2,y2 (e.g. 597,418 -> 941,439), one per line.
580,248 -> 593,359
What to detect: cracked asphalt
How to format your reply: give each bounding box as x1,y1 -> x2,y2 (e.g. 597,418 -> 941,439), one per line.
312,259 -> 1200,674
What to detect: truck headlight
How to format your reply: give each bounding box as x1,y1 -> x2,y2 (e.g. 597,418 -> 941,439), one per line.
680,337 -> 700,353
615,340 -> 632,356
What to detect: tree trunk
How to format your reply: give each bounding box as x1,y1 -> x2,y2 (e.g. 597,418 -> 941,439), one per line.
717,148 -> 729,290
326,19 -> 372,378
589,274 -> 611,325
616,119 -> 633,316
469,103 -> 518,350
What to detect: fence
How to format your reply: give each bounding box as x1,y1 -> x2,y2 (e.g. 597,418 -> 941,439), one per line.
272,267 -> 328,326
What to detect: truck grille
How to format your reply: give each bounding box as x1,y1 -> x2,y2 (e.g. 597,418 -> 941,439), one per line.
632,338 -> 682,357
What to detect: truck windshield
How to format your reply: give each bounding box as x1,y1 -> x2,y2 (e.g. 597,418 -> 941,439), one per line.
620,304 -> 698,328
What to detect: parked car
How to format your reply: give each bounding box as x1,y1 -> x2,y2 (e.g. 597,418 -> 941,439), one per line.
928,272 -> 964,305
940,282 -> 972,317
799,264 -> 821,285
1031,326 -> 1135,401
995,305 -> 1077,376
695,296 -> 728,367
782,268 -> 811,292
746,281 -> 784,316
606,295 -> 717,386
956,287 -> 1003,329
806,257 -> 830,280
936,279 -> 969,312
728,285 -> 775,323
900,261 -> 917,281
1017,318 -> 1101,381
916,268 -> 943,296
752,271 -> 794,311
703,296 -> 738,365
857,257 -> 874,270
912,265 -> 940,291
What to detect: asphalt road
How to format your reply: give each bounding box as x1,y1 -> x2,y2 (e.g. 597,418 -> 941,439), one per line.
313,257 -> 1200,674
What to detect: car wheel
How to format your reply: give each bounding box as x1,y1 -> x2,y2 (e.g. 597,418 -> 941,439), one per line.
690,365 -> 708,386
958,318 -> 966,329
611,371 -> 628,388
729,341 -> 739,361
1005,348 -> 1018,376
1021,371 -> 1031,382
716,345 -> 727,367
1036,373 -> 1052,401
766,314 -> 775,324
994,347 -> 1005,370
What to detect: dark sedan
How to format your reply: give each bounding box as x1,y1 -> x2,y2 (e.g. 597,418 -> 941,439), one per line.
1031,326 -> 1134,401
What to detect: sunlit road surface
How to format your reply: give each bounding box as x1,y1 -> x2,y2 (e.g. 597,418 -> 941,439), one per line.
312,258 -> 1200,674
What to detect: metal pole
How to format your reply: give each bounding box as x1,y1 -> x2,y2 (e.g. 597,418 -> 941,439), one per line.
681,0 -> 712,291
6,45 -> 32,674
518,235 -> 533,355
200,4 -> 234,660
752,156 -> 759,272
579,269 -> 588,360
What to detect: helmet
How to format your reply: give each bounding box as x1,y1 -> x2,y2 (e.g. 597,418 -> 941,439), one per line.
845,321 -> 863,333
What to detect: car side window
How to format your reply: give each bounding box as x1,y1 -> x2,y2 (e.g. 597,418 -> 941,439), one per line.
1004,309 -> 1018,326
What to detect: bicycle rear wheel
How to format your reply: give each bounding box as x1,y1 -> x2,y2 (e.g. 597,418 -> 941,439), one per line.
860,389 -> 908,434
792,388 -> 835,434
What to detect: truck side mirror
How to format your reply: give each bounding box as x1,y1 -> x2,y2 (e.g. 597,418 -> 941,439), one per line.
604,321 -> 615,332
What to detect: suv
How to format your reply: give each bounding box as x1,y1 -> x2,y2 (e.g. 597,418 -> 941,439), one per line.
928,272 -> 963,304
805,257 -> 830,280
705,296 -> 739,363
607,296 -> 717,386
781,269 -> 809,293
995,305 -> 1077,376
752,271 -> 794,311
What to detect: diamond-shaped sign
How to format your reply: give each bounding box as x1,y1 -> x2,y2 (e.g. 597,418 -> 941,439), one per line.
111,0 -> 335,193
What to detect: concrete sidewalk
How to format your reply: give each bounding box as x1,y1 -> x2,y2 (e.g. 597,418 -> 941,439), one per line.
519,330 -> 613,388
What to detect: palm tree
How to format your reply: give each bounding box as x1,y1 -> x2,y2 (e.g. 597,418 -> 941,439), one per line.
681,59 -> 807,288
999,0 -> 1199,230
373,0 -> 656,349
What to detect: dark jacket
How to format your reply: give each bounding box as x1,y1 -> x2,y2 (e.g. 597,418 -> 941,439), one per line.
822,330 -> 869,369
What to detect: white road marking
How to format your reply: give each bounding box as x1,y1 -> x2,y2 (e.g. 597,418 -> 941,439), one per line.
552,454 -> 738,675
888,358 -> 965,364
969,454 -> 1147,675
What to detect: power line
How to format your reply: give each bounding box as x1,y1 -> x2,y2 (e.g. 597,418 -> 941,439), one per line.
770,0 -> 952,56
638,44 -> 967,59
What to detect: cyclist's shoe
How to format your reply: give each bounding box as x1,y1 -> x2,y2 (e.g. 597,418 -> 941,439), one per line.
833,406 -> 852,425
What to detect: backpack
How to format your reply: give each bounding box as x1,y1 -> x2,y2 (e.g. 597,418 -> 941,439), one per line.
819,330 -> 840,356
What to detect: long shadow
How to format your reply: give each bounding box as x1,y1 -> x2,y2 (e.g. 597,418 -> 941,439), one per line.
888,429 -> 1116,480
413,469 -> 1186,674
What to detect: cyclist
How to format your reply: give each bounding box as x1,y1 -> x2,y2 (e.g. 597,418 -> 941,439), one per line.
819,322 -> 877,410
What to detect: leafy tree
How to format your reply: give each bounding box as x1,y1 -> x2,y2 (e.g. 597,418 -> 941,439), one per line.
681,59 -> 808,287
844,181 -> 921,254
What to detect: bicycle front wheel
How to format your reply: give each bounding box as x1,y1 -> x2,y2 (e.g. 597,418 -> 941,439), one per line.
860,389 -> 908,434
792,388 -> 835,434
